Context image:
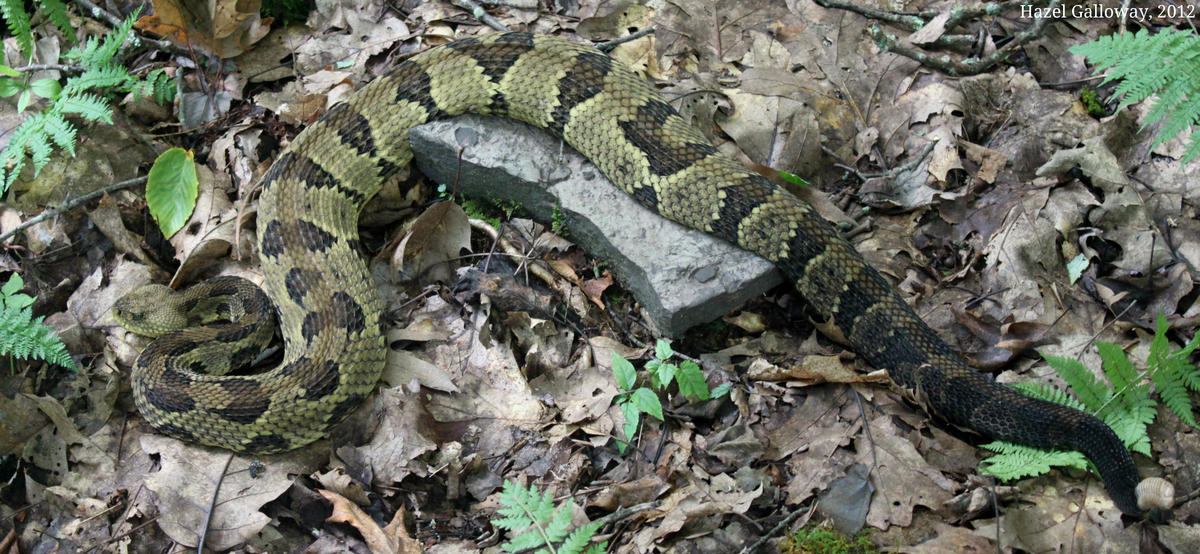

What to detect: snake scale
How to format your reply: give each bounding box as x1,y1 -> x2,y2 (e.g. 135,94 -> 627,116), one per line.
114,32 -> 1144,515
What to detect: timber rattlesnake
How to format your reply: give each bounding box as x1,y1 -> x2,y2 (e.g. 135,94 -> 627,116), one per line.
113,32 -> 1145,515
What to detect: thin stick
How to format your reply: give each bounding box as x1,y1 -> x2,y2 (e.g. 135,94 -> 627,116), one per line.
597,27 -> 656,51
0,176 -> 147,245
72,0 -> 186,56
450,0 -> 510,32
196,453 -> 234,553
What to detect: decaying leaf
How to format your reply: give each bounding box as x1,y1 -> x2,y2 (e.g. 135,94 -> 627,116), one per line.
141,436 -> 324,550
389,201 -> 471,285
135,0 -> 271,58
321,489 -> 422,554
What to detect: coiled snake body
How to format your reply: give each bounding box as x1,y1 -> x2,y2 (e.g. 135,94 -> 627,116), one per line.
114,33 -> 1143,514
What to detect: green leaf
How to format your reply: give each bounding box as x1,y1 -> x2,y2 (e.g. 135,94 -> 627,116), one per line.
710,382 -> 732,398
654,338 -> 673,360
1066,253 -> 1088,284
29,78 -> 61,99
16,89 -> 31,112
653,361 -> 675,389
619,401 -> 639,452
775,169 -> 811,187
630,387 -> 663,421
5,293 -> 34,311
611,352 -> 636,391
1,273 -> 22,297
0,65 -> 18,77
676,361 -> 709,401
0,78 -> 19,97
145,148 -> 199,238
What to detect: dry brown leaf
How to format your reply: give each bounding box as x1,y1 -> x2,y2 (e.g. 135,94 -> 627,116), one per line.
389,201 -> 471,285
0,393 -> 48,455
314,468 -> 370,506
321,489 -> 422,554
589,475 -> 668,512
580,271 -> 613,308
383,349 -> 459,393
136,0 -> 271,58
631,472 -> 761,549
167,165 -> 238,287
141,435 -> 324,550
343,388 -> 438,485
961,140 -> 1007,184
88,195 -> 152,265
724,310 -> 767,333
897,521 -> 994,553
857,415 -> 957,529
971,490 -> 1134,552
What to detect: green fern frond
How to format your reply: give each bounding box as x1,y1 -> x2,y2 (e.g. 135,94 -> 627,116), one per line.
55,92 -> 113,123
0,112 -> 46,187
62,64 -> 133,95
0,7 -> 170,196
27,128 -> 52,172
38,0 -> 75,43
68,6 -> 139,66
1147,315 -> 1200,427
1070,28 -> 1200,162
1153,368 -> 1193,424
1039,353 -> 1110,411
494,480 -> 603,554
980,440 -> 1089,481
0,0 -> 34,58
1009,381 -> 1087,411
136,68 -> 177,104
1185,131 -> 1200,164
41,112 -> 75,154
0,274 -> 75,370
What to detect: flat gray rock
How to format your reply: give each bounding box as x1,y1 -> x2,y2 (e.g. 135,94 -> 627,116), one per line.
409,115 -> 781,337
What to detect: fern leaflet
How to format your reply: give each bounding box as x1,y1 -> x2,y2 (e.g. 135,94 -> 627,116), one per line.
54,92 -> 113,123
40,0 -> 74,43
0,274 -> 75,370
0,0 -> 33,58
1070,28 -> 1200,162
62,64 -> 133,95
1147,316 -> 1200,427
494,480 -> 606,554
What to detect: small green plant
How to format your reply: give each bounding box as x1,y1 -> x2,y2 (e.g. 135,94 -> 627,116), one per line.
1070,28 -> 1200,163
493,480 -> 606,554
981,315 -> 1199,481
782,522 -> 877,554
0,273 -> 75,370
0,6 -> 177,193
551,203 -> 568,237
611,339 -> 731,453
1079,88 -> 1106,117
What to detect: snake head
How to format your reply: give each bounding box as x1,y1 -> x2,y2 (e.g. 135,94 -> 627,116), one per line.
112,283 -> 187,337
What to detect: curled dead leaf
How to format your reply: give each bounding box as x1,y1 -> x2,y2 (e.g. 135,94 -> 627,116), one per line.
320,489 -> 422,554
